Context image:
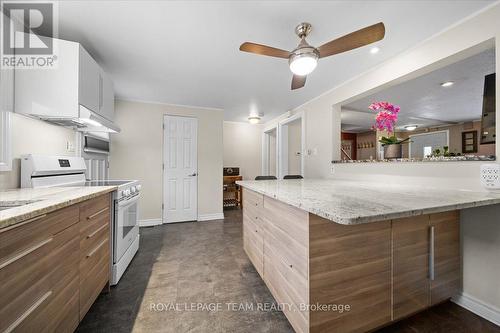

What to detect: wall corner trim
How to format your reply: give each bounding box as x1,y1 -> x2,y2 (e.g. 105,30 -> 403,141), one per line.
452,292 -> 500,326
197,213 -> 225,221
139,218 -> 162,227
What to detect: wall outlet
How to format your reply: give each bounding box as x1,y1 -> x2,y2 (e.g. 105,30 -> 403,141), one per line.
66,140 -> 75,152
480,164 -> 500,190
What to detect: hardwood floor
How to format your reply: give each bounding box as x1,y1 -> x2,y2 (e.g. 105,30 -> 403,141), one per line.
77,209 -> 500,333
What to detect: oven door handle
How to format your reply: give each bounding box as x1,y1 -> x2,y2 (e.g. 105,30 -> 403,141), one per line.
118,194 -> 139,208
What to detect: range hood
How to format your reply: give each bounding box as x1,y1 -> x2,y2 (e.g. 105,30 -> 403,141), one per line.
35,105 -> 120,133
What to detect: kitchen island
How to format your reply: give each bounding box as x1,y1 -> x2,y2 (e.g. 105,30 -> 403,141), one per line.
236,179 -> 500,333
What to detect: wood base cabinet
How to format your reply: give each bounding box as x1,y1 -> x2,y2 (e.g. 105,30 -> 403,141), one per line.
241,188 -> 460,333
0,193 -> 111,333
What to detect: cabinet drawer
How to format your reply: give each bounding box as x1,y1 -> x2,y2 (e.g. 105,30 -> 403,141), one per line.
263,239 -> 308,304
242,188 -> 263,209
262,196 -> 308,248
263,251 -> 309,333
243,217 -> 263,277
80,193 -> 111,221
243,206 -> 263,233
0,223 -> 79,333
0,204 -> 79,267
263,218 -> 308,281
79,235 -> 109,320
80,206 -> 110,260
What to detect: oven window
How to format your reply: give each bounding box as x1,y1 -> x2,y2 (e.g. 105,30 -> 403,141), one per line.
122,201 -> 137,239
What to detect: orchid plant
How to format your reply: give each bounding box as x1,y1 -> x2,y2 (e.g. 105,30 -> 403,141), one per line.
369,101 -> 410,146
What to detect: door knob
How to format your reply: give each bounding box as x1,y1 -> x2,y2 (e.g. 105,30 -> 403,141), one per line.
189,173 -> 197,177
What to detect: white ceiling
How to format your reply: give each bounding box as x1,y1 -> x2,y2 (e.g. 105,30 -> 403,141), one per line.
55,0 -> 495,122
342,48 -> 495,132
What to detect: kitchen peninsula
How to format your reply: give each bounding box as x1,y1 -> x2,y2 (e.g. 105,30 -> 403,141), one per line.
237,179 -> 500,333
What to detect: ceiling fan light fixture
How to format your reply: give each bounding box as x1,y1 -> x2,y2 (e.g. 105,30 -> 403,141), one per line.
248,115 -> 261,124
289,52 -> 318,76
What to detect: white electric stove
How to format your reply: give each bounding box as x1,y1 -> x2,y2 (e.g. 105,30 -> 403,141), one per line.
20,154 -> 140,285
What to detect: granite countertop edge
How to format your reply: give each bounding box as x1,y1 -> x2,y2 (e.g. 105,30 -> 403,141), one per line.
0,186 -> 117,230
236,180 -> 500,225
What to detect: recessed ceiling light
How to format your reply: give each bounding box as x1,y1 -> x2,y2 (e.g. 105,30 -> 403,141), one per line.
370,47 -> 380,54
404,125 -> 418,131
441,81 -> 454,87
248,115 -> 261,124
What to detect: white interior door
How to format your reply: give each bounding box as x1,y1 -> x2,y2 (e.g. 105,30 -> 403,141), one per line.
163,115 -> 198,223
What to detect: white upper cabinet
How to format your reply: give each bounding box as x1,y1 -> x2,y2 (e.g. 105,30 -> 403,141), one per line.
1,12 -> 16,114
79,46 -> 100,113
15,36 -> 114,122
99,69 -> 115,121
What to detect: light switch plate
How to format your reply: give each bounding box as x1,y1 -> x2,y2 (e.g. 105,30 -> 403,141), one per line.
66,140 -> 75,152
480,164 -> 500,190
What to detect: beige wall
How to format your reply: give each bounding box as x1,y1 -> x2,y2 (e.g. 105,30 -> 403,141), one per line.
0,113 -> 75,190
287,119 -> 302,175
223,121 -> 262,180
110,100 -> 223,221
264,2 -> 500,314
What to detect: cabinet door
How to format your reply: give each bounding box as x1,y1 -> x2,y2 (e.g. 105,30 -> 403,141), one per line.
430,211 -> 460,305
0,13 -> 14,113
15,37 -> 79,118
392,215 -> 430,320
78,46 -> 100,112
99,70 -> 114,121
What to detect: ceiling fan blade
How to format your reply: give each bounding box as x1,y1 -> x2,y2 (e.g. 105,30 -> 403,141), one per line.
317,22 -> 385,58
239,42 -> 290,59
291,75 -> 306,90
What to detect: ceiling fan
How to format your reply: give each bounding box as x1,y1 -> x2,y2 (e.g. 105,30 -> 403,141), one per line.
239,22 -> 385,90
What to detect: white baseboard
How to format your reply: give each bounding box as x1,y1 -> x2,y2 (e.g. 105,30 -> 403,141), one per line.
140,213 -> 224,226
138,218 -> 162,227
197,213 -> 225,221
453,292 -> 500,326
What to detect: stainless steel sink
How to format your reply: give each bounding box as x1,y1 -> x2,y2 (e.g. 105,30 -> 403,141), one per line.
0,200 -> 40,211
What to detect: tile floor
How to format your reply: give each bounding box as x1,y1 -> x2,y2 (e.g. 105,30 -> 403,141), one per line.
77,209 -> 500,333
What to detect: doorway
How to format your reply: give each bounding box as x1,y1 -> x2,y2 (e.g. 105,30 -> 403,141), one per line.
278,113 -> 305,178
163,115 -> 198,223
262,126 -> 278,177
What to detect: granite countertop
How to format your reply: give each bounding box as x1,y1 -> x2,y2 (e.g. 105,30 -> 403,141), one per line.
0,186 -> 117,229
236,179 -> 500,225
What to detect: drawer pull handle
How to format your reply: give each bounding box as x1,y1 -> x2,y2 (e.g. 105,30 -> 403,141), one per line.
0,237 -> 53,270
87,207 -> 108,221
3,290 -> 52,333
87,224 -> 107,239
87,238 -> 108,258
429,226 -> 435,281
0,214 -> 47,234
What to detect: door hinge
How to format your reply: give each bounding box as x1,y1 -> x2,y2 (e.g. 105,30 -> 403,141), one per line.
162,203 -> 164,210
162,123 -> 165,130
162,163 -> 164,170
